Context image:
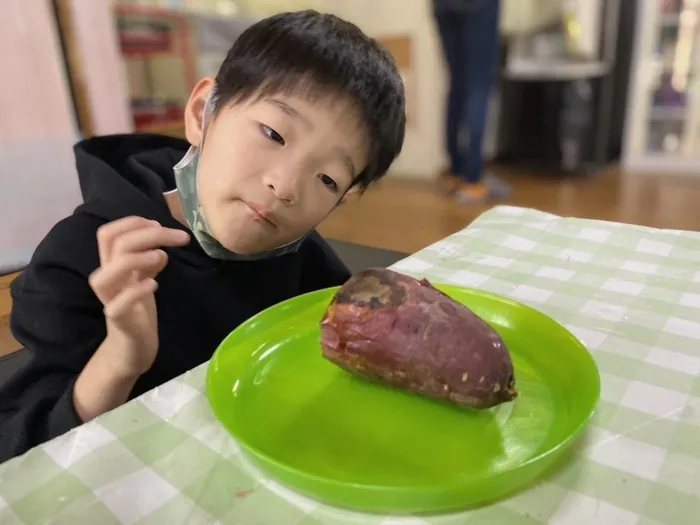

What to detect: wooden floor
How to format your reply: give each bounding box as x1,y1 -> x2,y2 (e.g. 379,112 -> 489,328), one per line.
0,273 -> 17,357
2,166 -> 700,357
318,166 -> 700,253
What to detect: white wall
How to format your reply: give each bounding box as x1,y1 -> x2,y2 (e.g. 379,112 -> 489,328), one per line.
325,0 -> 447,180
0,0 -> 83,273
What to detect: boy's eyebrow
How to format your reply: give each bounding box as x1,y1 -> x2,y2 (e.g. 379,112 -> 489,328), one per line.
337,149 -> 356,179
268,99 -> 311,127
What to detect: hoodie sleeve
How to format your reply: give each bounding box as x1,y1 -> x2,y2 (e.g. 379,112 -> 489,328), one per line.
0,214 -> 106,463
299,231 -> 352,292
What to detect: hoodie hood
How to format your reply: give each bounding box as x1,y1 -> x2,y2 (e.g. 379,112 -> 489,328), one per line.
71,133 -> 224,266
74,133 -> 190,227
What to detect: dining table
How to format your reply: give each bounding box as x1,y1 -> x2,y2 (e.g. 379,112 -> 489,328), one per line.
0,205 -> 698,525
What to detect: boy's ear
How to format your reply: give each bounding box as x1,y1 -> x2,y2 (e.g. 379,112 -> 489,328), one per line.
184,77 -> 216,147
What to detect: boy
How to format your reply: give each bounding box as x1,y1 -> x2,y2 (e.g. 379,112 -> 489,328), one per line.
0,10 -> 405,462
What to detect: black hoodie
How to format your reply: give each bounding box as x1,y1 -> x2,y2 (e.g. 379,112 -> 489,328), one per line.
0,133 -> 350,463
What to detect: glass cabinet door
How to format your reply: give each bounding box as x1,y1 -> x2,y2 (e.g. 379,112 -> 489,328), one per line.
645,0 -> 699,156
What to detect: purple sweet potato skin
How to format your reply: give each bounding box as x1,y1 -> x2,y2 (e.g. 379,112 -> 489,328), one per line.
319,268 -> 517,409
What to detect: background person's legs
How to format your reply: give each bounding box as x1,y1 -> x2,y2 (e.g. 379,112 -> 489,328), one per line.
453,0 -> 511,203
434,12 -> 468,194
460,0 -> 499,183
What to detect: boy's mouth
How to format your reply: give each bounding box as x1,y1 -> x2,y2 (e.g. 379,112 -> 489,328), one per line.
243,201 -> 277,227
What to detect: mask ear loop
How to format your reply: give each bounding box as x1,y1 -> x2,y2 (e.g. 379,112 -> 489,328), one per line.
186,86 -> 218,222
171,85 -> 218,174
198,85 -> 217,146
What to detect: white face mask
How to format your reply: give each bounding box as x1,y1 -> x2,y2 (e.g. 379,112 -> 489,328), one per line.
172,87 -> 310,261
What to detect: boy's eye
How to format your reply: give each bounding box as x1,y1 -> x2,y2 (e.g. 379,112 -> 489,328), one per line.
261,124 -> 285,145
319,174 -> 338,192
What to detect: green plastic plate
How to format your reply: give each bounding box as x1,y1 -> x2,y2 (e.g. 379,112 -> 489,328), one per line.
206,284 -> 600,514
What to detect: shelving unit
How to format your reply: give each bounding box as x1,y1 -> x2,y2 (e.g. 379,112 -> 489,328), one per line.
113,3 -> 197,137
623,0 -> 700,173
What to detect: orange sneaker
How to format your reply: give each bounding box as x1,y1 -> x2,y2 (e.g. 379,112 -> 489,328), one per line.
437,171 -> 461,195
454,181 -> 489,204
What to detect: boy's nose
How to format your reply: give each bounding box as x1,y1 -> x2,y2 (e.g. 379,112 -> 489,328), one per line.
263,169 -> 303,205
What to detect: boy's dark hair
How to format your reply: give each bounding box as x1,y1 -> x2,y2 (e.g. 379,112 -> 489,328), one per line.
213,10 -> 406,191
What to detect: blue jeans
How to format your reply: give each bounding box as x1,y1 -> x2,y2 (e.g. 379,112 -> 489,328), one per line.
434,0 -> 500,183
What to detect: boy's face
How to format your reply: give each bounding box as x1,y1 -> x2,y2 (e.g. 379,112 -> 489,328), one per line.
183,79 -> 369,255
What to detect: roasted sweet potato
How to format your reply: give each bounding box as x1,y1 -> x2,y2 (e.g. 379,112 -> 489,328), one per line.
319,268 -> 517,408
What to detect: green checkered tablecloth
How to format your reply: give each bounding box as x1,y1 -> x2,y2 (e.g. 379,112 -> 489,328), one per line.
2,205 -> 699,524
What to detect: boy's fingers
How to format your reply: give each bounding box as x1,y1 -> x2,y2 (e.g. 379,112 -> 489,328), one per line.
103,278 -> 158,320
89,251 -> 167,303
111,226 -> 190,256
97,217 -> 158,263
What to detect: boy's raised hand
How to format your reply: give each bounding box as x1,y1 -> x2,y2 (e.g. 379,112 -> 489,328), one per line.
88,216 -> 190,376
